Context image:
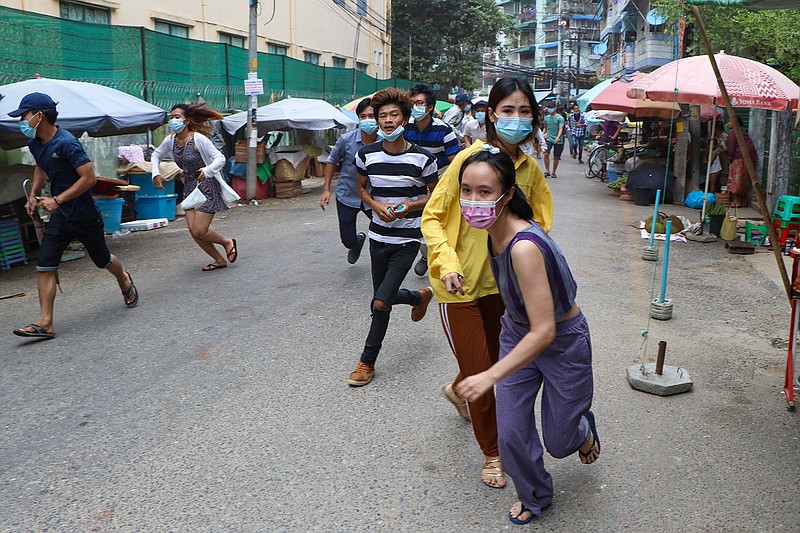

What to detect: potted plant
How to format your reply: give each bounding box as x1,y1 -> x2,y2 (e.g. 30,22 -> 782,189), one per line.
706,202 -> 727,237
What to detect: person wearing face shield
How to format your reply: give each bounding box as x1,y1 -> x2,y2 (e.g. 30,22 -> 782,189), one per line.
10,93 -> 139,340
420,76 -> 553,492
463,99 -> 489,147
442,93 -> 472,142
404,84 -> 461,277
320,98 -> 378,264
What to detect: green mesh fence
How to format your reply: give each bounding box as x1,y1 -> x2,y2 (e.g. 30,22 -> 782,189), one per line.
0,5 -> 421,112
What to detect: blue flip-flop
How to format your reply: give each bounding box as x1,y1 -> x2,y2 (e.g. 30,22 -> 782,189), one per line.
509,503 -> 535,525
580,410 -> 601,463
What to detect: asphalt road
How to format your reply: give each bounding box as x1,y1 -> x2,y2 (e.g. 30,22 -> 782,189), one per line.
1,156 -> 798,532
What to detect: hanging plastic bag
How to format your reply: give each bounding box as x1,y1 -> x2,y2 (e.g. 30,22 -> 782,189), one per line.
720,206 -> 739,241
180,186 -> 207,210
214,173 -> 241,203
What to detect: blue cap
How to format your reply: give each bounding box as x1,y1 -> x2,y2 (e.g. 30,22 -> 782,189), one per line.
455,93 -> 471,104
7,92 -> 57,117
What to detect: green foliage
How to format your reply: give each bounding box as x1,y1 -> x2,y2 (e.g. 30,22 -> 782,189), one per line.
650,1 -> 800,83
706,202 -> 728,215
390,0 -> 514,90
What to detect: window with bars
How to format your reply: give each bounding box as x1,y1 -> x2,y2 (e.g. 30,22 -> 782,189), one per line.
59,1 -> 109,24
219,33 -> 245,48
155,21 -> 188,38
304,51 -> 321,65
268,43 -> 288,55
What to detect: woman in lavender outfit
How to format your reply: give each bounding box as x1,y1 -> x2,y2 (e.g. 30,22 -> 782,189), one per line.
455,146 -> 600,525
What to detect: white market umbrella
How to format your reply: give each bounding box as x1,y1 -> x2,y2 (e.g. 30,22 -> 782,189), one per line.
222,97 -> 357,136
0,77 -> 166,150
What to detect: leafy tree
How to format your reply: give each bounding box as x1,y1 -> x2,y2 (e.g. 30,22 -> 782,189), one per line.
390,0 -> 514,91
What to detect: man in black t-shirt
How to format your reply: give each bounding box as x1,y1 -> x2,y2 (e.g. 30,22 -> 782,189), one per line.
10,93 -> 139,340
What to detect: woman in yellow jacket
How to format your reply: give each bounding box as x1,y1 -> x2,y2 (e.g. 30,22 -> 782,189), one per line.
421,76 -> 552,488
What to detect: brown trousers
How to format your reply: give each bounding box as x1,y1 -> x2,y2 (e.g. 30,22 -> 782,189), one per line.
439,293 -> 505,457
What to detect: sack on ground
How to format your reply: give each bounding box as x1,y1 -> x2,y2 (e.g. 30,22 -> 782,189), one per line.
180,187 -> 207,210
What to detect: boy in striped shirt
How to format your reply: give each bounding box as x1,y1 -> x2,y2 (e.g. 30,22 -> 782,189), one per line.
349,88 -> 438,387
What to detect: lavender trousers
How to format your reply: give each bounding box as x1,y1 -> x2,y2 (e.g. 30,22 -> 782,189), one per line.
495,311 -> 594,516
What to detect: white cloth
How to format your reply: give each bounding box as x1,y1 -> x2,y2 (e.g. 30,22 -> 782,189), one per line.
151,132 -> 239,202
463,119 -> 486,143
709,154 -> 721,174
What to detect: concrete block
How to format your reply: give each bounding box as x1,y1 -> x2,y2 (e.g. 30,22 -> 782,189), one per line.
626,363 -> 693,396
686,233 -> 717,243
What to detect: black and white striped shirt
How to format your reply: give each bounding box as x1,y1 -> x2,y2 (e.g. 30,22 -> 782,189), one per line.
356,143 -> 438,245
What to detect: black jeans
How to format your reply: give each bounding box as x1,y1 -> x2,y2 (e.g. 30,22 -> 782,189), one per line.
336,199 -> 372,250
361,239 -> 422,365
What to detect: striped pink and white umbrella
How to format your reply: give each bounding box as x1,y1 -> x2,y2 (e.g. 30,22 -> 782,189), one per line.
627,52 -> 799,111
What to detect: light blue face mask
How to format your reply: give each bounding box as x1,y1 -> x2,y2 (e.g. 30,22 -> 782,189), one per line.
377,125 -> 405,142
169,118 -> 186,133
464,104 -> 472,112
495,116 -> 534,144
19,113 -> 40,139
359,118 -> 378,134
411,105 -> 428,121
474,111 -> 486,124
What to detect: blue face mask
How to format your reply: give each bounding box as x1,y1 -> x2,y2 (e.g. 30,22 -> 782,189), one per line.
377,125 -> 405,142
411,105 -> 428,121
169,118 -> 186,133
359,118 -> 378,134
474,111 -> 486,124
546,108 -> 555,115
464,104 -> 472,112
19,113 -> 40,139
495,116 -> 534,144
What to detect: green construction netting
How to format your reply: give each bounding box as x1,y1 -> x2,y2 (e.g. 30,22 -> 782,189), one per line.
0,5 -> 421,111
688,0 -> 800,9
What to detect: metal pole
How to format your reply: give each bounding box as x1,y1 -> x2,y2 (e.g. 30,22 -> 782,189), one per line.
246,0 -> 258,201
352,18 -> 362,100
691,5 -> 792,301
408,36 -> 412,80
576,30 -> 581,96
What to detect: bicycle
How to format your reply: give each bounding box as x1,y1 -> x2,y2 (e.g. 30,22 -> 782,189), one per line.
584,141 -> 645,181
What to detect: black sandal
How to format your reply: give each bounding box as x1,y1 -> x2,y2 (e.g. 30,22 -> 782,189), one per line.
579,410 -> 601,464
122,272 -> 139,308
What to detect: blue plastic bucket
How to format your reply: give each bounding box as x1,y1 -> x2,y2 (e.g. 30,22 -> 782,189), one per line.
95,198 -> 125,234
129,172 -> 175,196
135,194 -> 178,221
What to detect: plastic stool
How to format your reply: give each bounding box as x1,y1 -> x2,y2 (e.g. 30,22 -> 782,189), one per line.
745,221 -> 767,245
773,195 -> 800,222
772,219 -> 800,246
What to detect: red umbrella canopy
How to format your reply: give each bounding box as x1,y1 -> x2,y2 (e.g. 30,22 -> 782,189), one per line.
627,52 -> 800,111
589,74 -> 680,119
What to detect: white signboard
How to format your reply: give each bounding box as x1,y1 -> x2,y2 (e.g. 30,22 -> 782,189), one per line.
244,79 -> 264,96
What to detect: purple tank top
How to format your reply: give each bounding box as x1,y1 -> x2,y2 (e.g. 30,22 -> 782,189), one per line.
489,223 -> 577,325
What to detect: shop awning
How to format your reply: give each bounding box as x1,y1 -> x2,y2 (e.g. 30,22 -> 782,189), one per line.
687,0 -> 800,7
511,44 -> 537,54
540,16 -> 559,23
538,42 -> 559,49
571,14 -> 601,21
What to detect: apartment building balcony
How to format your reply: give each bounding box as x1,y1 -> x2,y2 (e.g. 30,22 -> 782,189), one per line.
633,32 -> 673,71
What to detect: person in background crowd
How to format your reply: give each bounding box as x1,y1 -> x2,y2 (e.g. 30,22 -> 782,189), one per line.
11,92 -> 138,340
463,99 -> 488,147
455,147 -> 599,526
542,105 -> 565,179
706,121 -> 726,193
599,118 -> 622,144
348,88 -> 438,387
405,84 -> 461,277
152,104 -> 238,271
567,104 -> 587,164
442,93 -> 472,142
726,121 -> 758,208
320,98 -> 377,264
421,76 -> 552,491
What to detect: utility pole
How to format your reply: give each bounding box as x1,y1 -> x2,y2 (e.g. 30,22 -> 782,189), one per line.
352,18 -> 362,100
575,30 -> 581,96
408,36 -> 412,80
245,0 -> 258,200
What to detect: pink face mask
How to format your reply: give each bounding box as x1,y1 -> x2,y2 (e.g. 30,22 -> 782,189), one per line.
460,193 -> 506,229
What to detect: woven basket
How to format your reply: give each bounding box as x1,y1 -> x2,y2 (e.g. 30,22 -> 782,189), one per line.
274,158 -> 308,182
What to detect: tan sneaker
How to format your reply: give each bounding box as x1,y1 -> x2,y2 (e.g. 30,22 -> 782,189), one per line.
348,361 -> 375,386
411,287 -> 433,322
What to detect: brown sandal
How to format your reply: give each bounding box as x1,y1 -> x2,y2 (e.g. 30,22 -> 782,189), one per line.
440,383 -> 470,421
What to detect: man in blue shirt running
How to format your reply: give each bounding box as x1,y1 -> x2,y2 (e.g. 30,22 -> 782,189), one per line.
320,97 -> 378,264
10,93 -> 139,340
